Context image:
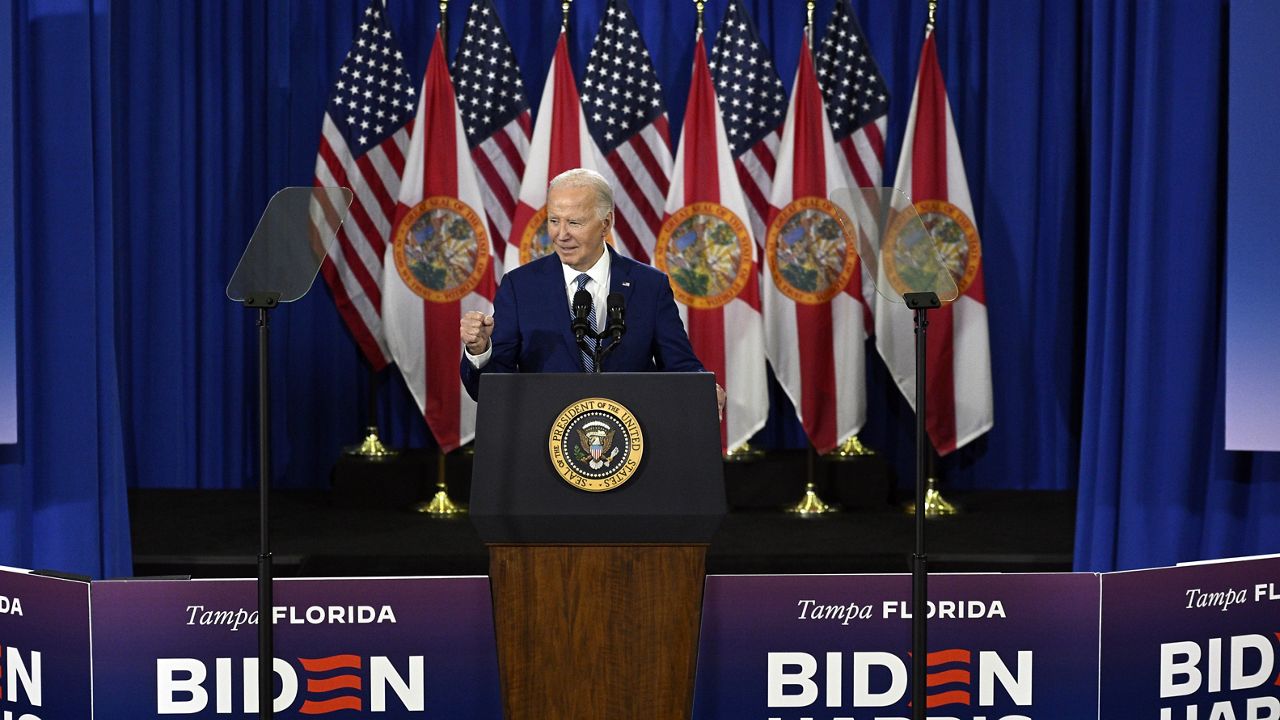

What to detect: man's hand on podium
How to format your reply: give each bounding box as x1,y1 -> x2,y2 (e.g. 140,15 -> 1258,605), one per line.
716,383 -> 725,421
460,310 -> 494,355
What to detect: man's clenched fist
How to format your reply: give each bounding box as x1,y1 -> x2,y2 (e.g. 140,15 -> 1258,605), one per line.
460,311 -> 495,355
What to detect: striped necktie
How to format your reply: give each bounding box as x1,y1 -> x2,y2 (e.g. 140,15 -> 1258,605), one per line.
575,273 -> 597,372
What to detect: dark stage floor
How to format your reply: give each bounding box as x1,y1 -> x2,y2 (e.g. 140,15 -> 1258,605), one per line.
129,452 -> 1075,578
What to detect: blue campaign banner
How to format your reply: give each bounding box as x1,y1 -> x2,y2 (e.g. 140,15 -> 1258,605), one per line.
0,566 -> 93,720
89,576 -> 502,719
693,573 -> 1101,720
1100,555 -> 1280,720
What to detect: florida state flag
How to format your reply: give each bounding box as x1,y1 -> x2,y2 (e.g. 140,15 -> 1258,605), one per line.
658,36 -> 767,452
384,30 -> 497,451
506,32 -> 610,272
881,30 -> 993,454
764,37 -> 869,454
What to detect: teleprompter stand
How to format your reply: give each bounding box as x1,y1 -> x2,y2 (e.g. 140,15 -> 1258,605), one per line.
830,186 -> 959,720
905,291 -> 940,718
226,187 -> 352,720
470,372 -> 725,720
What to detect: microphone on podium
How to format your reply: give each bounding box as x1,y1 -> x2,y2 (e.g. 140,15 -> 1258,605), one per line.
605,293 -> 626,344
571,289 -> 593,342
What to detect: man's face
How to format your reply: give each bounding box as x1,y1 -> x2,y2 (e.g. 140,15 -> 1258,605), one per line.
546,184 -> 611,272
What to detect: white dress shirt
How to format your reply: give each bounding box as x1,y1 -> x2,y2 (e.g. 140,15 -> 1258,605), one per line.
465,250 -> 611,369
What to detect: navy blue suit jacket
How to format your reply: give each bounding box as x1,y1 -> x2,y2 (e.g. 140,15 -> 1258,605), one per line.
461,249 -> 705,400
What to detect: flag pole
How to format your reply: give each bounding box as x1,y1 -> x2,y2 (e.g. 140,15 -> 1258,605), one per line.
561,0 -> 572,32
784,0 -> 840,515
344,365 -> 397,459
805,0 -> 816,45
911,11 -> 942,720
900,0 -> 963,519
410,0 -> 466,518
694,0 -> 760,466
903,443 -> 961,516
785,444 -> 839,515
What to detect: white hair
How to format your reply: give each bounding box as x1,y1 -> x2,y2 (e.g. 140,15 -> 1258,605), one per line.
548,168 -> 614,221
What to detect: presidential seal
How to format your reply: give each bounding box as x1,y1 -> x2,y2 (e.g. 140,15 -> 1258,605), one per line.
393,196 -> 489,303
882,199 -> 981,297
765,197 -> 858,305
548,397 -> 644,492
655,202 -> 753,309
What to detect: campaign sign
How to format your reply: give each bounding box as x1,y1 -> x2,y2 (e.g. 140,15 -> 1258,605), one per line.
693,573 -> 1100,720
90,576 -> 502,719
1100,555 -> 1280,720
0,566 -> 93,720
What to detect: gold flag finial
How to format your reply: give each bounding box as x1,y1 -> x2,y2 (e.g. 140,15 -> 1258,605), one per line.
695,0 -> 705,36
806,0 -> 816,42
438,0 -> 448,35
562,0 -> 572,31
927,0 -> 938,33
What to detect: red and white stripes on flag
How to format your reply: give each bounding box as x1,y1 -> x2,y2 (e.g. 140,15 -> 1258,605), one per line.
660,37 -> 767,452
581,0 -> 673,262
814,0 -> 889,327
385,30 -> 497,452
451,0 -> 531,281
311,0 -> 415,370
507,32 -> 609,272
708,0 -> 788,249
764,37 -> 869,454
882,30 -> 993,455
814,0 -> 890,190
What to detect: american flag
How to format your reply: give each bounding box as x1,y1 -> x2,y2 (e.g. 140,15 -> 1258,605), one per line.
452,0 -> 531,280
708,0 -> 788,248
814,0 -> 889,188
311,0 -> 416,370
580,0 -> 673,263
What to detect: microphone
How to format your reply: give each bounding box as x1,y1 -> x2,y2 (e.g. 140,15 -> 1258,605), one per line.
571,289 -> 593,341
605,292 -> 626,343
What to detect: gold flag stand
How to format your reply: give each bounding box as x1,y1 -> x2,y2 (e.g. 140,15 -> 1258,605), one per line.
786,482 -> 837,515
785,447 -> 838,515
903,476 -> 960,517
344,425 -> 397,459
825,434 -> 876,460
416,451 -> 466,516
903,449 -> 961,518
723,442 -> 764,462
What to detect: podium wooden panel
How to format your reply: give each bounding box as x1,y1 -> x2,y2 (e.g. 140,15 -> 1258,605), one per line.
488,544 -> 707,720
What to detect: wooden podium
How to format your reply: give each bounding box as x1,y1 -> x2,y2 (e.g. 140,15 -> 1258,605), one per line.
471,373 -> 725,720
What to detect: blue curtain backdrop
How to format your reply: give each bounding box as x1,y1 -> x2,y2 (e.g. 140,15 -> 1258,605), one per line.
0,0 -> 132,579
1,0 -> 1276,577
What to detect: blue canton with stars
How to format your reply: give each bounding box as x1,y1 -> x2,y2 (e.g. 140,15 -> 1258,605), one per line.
327,1 -> 416,155
814,0 -> 889,142
581,0 -> 666,154
452,0 -> 528,149
708,0 -> 788,159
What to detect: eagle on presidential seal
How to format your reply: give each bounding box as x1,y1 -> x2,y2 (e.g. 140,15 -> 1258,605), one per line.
575,421 -> 621,470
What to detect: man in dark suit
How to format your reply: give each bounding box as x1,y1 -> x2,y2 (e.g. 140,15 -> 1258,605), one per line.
459,168 -> 723,413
